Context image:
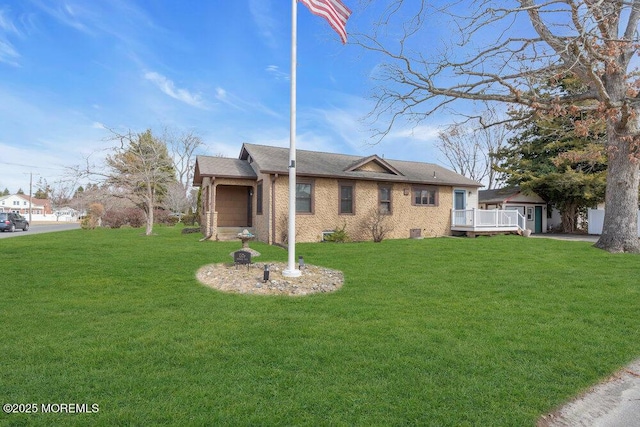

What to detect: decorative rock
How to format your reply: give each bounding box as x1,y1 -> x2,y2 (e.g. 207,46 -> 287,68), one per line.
195,262 -> 344,296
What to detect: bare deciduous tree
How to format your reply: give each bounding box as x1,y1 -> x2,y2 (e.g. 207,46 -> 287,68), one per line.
164,182 -> 191,220
355,1 -> 640,252
437,110 -> 509,188
48,179 -> 78,220
162,127 -> 204,192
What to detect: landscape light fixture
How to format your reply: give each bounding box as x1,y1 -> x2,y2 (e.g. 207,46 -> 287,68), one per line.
263,264 -> 270,282
298,256 -> 305,270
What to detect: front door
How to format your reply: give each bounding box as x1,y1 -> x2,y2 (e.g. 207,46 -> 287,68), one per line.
454,190 -> 466,210
215,186 -> 250,227
535,206 -> 543,233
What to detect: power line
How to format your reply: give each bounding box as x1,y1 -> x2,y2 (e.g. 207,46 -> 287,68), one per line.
0,161 -> 67,171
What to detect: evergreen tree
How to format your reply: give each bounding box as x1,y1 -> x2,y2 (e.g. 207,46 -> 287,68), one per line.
495,81 -> 607,232
34,177 -> 50,199
74,186 -> 84,198
34,189 -> 48,199
105,129 -> 176,235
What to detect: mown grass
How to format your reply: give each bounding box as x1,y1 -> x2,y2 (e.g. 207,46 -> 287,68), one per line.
1,227 -> 639,426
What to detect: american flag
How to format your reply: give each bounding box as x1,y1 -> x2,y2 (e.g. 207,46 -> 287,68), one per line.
299,0 -> 351,44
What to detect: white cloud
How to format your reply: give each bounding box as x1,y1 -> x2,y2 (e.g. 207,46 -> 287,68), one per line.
249,0 -> 279,49
0,8 -> 21,66
0,142 -> 77,193
29,0 -> 92,34
215,87 -> 227,101
389,124 -> 442,142
266,65 -> 289,81
0,39 -> 19,66
0,8 -> 18,33
144,71 -> 206,108
213,85 -> 282,119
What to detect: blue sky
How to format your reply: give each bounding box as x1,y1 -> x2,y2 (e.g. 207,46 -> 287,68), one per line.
0,0 -> 454,194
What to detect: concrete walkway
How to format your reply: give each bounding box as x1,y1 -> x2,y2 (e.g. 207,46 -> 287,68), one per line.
530,233 -> 599,243
538,360 -> 640,426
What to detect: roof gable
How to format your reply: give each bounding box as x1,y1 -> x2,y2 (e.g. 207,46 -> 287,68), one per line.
344,155 -> 403,176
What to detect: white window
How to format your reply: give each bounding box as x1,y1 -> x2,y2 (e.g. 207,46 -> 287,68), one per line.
526,207 -> 534,221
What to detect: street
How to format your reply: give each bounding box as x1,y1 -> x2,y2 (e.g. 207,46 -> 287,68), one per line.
0,222 -> 80,239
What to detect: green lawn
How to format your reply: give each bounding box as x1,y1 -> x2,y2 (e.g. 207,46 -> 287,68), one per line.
1,227 -> 639,426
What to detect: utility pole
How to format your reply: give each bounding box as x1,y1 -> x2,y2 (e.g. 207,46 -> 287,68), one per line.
28,172 -> 33,224
23,172 -> 40,224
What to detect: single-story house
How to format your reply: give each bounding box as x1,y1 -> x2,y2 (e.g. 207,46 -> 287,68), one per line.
478,187 -> 559,233
193,143 -> 482,244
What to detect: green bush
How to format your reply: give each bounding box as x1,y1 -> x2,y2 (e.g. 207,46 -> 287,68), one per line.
182,212 -> 198,226
323,223 -> 350,242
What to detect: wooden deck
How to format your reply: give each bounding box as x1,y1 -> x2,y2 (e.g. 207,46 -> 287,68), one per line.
451,209 -> 526,237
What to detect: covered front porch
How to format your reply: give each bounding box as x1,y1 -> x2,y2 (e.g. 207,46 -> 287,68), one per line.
200,181 -> 256,241
451,209 -> 527,237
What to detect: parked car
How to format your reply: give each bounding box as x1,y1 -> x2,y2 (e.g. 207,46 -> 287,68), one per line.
0,212 -> 29,232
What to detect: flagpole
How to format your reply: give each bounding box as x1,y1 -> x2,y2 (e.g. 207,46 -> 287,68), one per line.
283,0 -> 301,278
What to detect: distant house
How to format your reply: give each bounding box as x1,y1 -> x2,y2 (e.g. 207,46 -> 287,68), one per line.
53,206 -> 80,222
478,187 -> 559,233
0,194 -> 52,217
193,143 -> 482,243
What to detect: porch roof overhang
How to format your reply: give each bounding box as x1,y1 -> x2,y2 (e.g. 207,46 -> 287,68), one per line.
193,156 -> 257,186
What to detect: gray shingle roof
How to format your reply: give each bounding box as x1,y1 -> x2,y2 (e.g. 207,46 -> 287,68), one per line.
194,143 -> 482,188
241,143 -> 481,187
193,156 -> 257,185
478,187 -> 521,204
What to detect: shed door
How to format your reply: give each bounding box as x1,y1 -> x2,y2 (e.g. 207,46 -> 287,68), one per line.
535,206 -> 543,233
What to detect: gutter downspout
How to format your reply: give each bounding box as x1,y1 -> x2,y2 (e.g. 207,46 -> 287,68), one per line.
271,174 -> 278,245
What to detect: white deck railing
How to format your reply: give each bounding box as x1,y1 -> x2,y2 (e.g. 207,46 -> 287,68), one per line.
452,209 -> 526,231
